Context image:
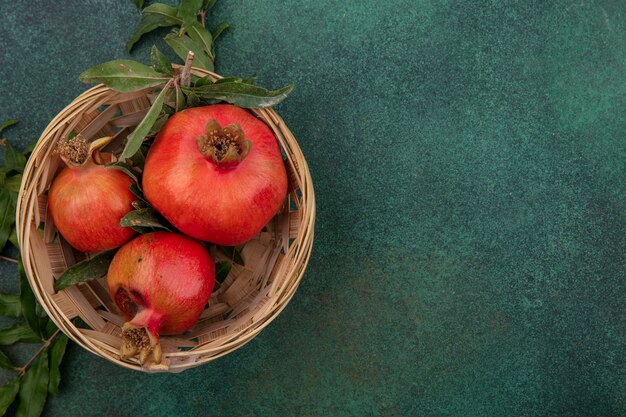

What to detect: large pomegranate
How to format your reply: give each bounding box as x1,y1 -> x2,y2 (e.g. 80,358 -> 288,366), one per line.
142,104 -> 288,245
48,136 -> 135,253
107,232 -> 215,364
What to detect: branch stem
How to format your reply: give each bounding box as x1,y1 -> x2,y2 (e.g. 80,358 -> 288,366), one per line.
18,329 -> 61,376
180,51 -> 195,88
0,255 -> 18,264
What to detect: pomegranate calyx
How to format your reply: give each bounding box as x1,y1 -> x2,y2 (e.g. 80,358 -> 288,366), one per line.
57,135 -> 115,168
196,119 -> 251,167
121,323 -> 163,365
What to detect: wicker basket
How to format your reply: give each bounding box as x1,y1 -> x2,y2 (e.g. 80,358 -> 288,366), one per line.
15,68 -> 315,373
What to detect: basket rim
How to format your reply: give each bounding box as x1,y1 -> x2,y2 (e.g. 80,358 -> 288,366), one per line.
16,67 -> 316,372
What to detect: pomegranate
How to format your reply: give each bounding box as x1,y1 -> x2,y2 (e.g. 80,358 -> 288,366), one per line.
107,232 -> 215,364
48,136 -> 136,253
142,104 -> 288,245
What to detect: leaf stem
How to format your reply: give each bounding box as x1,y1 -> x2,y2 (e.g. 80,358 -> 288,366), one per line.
17,329 -> 61,377
180,51 -> 195,88
199,10 -> 206,28
0,255 -> 18,264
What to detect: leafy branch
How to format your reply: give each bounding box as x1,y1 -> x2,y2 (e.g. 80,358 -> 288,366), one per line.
79,0 -> 294,162
0,119 -> 69,417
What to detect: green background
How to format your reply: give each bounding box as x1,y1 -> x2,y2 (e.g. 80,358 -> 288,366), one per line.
1,0 -> 624,416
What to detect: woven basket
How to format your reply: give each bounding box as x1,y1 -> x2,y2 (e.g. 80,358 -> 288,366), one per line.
16,68 -> 315,373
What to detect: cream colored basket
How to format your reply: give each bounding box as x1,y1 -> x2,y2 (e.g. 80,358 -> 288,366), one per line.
16,68 -> 315,373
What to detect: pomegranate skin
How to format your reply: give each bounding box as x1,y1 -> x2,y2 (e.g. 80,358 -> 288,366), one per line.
48,165 -> 136,253
107,232 -> 215,336
142,104 -> 288,246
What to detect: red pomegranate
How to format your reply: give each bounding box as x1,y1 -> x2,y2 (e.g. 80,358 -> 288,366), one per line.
48,136 -> 135,253
142,104 -> 288,245
107,232 -> 215,364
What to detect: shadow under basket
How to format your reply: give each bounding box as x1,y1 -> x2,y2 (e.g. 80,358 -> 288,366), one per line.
16,68 -> 315,373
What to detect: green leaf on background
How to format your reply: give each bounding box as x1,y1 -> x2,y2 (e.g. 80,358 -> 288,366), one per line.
0,293 -> 21,317
120,208 -> 169,230
0,378 -> 20,415
202,0 -> 217,10
132,0 -> 144,11
142,3 -> 179,17
54,250 -> 117,292
0,323 -> 41,345
1,141 -> 27,174
219,246 -> 245,266
215,260 -> 232,284
120,83 -> 170,160
5,174 -> 22,193
164,32 -> 213,71
79,60 -> 170,93
0,187 -> 16,250
105,162 -> 139,183
16,350 -> 49,417
0,350 -> 16,370
182,81 -> 294,108
44,320 -> 58,339
48,334 -> 68,395
19,258 -> 42,337
187,22 -> 214,60
0,119 -> 18,135
8,228 -> 18,249
126,13 -> 180,52
150,45 -> 173,75
177,0 -> 203,30
212,21 -> 229,42
23,140 -> 37,155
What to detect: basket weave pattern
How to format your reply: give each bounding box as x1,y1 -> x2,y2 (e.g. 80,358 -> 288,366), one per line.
16,69 -> 315,372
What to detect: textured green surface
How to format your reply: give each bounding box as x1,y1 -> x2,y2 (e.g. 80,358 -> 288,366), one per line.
1,0 -> 625,416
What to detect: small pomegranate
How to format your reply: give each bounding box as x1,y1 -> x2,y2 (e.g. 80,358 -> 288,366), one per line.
142,104 -> 288,245
107,232 -> 215,364
48,136 -> 136,253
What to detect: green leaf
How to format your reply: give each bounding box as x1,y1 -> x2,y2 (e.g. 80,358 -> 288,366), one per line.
0,187 -> 16,250
48,334 -> 68,395
8,228 -> 18,249
120,208 -> 169,230
16,350 -> 49,417
23,140 -> 37,155
19,258 -> 42,337
44,320 -> 58,339
219,246 -> 245,266
212,21 -> 229,42
0,119 -> 18,136
54,250 -> 117,292
202,0 -> 217,10
215,260 -> 232,284
0,293 -> 21,317
177,0 -> 203,30
5,174 -> 22,193
105,162 -> 139,183
126,13 -> 179,52
182,81 -> 294,108
120,83 -> 171,160
129,183 -> 146,201
164,32 -> 213,71
187,22 -> 214,60
0,350 -> 16,370
150,45 -> 173,75
150,114 -> 170,133
79,60 -> 170,93
0,378 -> 20,415
1,140 -> 27,173
143,3 -> 179,17
193,75 -> 213,88
0,323 -> 41,345
132,0 -> 144,10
